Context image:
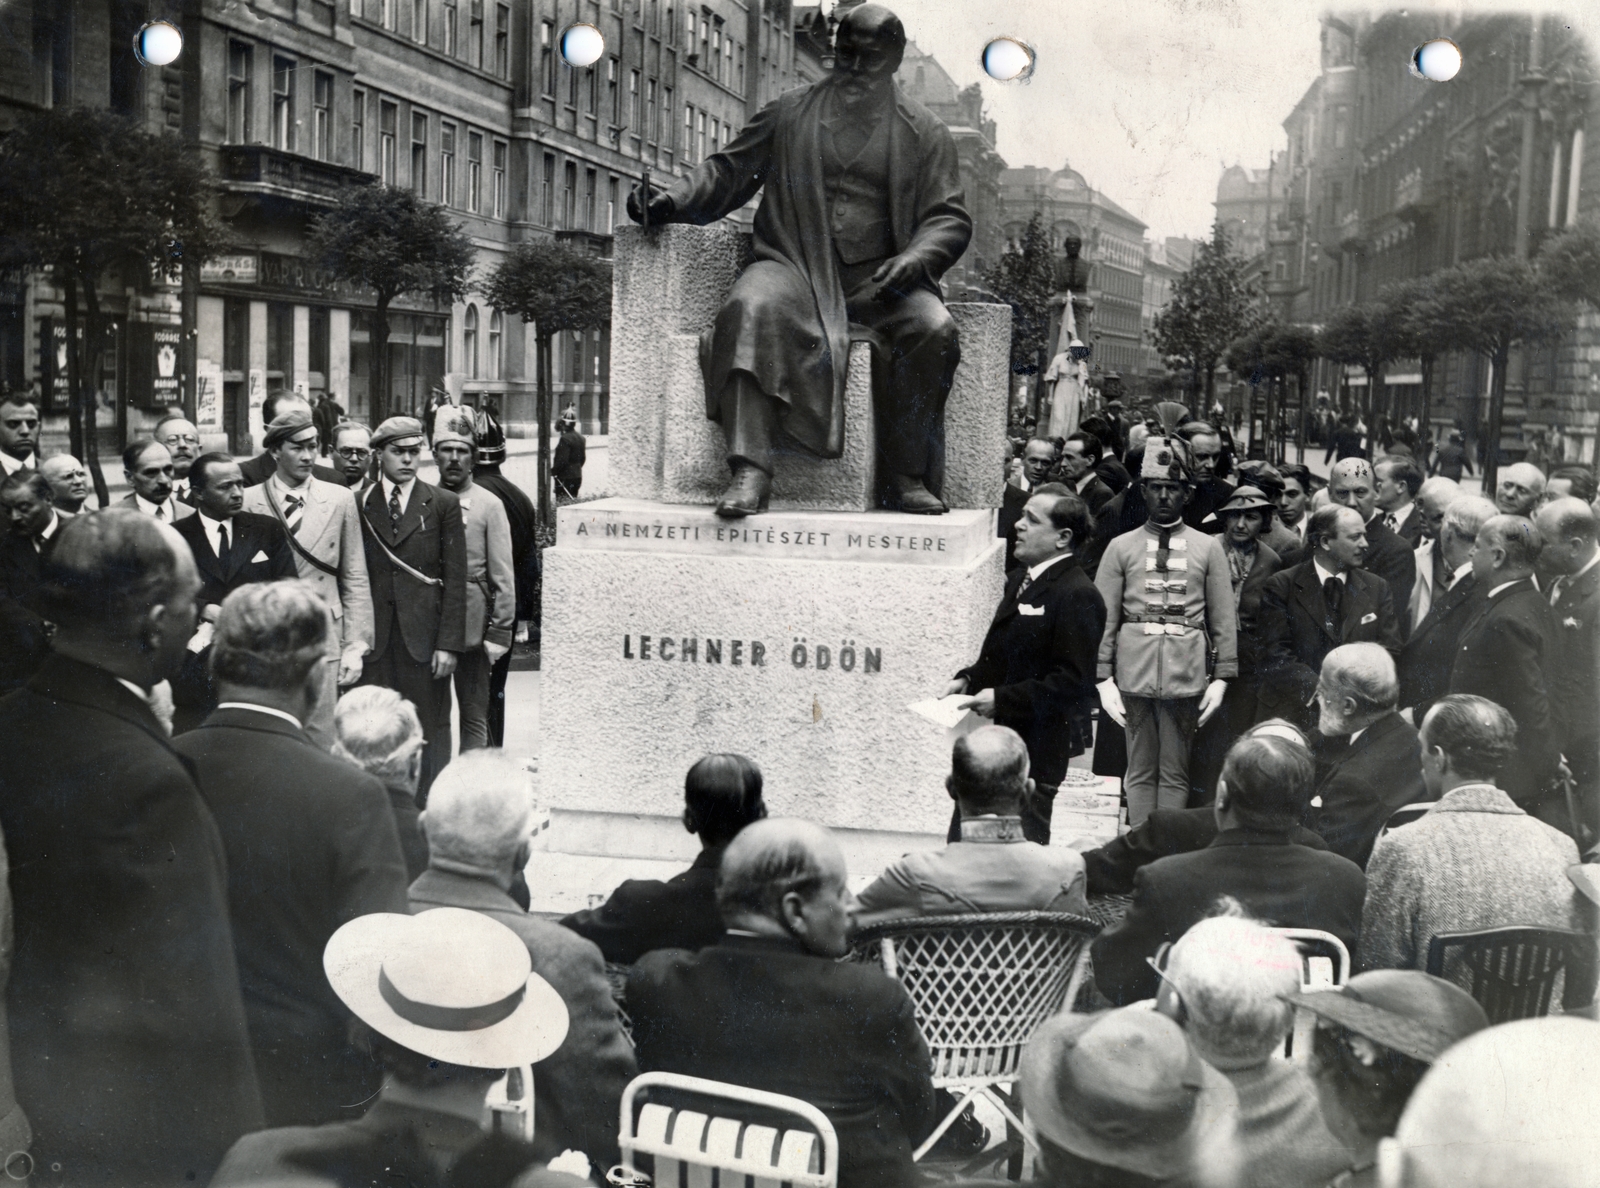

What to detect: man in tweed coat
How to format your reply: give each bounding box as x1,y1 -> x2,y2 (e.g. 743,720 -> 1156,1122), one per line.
1359,695 -> 1580,989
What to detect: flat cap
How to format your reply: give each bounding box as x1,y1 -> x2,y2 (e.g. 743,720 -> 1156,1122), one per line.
371,416 -> 427,451
263,408 -> 318,449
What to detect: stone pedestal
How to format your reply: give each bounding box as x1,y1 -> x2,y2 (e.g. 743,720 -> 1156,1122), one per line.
538,498 -> 1006,865
608,224 -> 1009,512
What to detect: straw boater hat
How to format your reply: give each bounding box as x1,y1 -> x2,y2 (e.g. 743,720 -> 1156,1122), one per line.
432,405 -> 477,448
369,416 -> 428,452
1285,969 -> 1488,1064
1020,1007 -> 1239,1182
324,907 -> 569,1068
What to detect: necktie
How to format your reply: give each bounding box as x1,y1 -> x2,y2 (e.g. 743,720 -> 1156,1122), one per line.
284,493 -> 304,536
1383,512 -> 1397,531
388,485 -> 403,534
1323,576 -> 1344,634
1550,576 -> 1564,607
1016,570 -> 1033,599
153,503 -> 165,521
217,523 -> 230,571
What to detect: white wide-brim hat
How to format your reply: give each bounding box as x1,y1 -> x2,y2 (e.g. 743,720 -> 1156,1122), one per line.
325,907 -> 569,1069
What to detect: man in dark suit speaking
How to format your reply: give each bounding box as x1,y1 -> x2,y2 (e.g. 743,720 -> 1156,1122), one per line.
1257,504 -> 1402,730
0,510 -> 263,1184
946,486 -> 1106,843
628,819 -> 936,1188
171,453 -> 296,732
358,416 -> 467,798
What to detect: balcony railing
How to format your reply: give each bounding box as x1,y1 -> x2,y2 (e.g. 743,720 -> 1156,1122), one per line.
218,145 -> 376,207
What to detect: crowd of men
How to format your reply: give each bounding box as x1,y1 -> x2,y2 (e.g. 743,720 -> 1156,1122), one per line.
986,402 -> 1600,866
0,377 -> 1595,1188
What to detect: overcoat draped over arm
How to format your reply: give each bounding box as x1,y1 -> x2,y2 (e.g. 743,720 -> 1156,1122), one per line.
659,81 -> 971,458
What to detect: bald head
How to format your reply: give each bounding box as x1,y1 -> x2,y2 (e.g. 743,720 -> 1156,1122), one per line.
716,818 -> 850,955
1329,458 -> 1377,521
1534,497 -> 1598,577
949,725 -> 1031,816
38,454 -> 89,513
1495,462 -> 1546,517
1389,1017 -> 1600,1188
834,3 -> 906,56
1472,513 -> 1541,583
37,509 -> 198,683
1415,476 -> 1460,539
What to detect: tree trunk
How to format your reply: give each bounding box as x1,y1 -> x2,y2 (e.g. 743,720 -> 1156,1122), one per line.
1297,367 -> 1310,463
62,272 -> 85,467
1483,344 -> 1509,495
536,326 -> 553,530
371,296 -> 392,425
1419,353 -> 1434,464
1363,365 -> 1379,459
79,277 -> 110,508
1203,356 -> 1217,410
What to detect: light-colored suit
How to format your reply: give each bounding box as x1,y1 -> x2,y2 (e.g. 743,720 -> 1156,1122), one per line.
852,816 -> 1089,929
243,476 -> 373,746
458,483 -> 516,651
118,491 -> 196,521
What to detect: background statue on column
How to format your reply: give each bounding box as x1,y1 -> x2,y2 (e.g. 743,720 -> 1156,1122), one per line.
627,3 -> 972,518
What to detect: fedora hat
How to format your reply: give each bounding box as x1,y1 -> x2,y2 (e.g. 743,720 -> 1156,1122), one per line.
325,908 -> 569,1069
1020,1008 -> 1238,1182
1286,970 -> 1488,1065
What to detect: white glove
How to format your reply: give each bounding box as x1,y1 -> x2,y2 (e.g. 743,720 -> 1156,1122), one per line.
1097,678 -> 1126,728
338,646 -> 366,687
483,639 -> 511,665
1197,678 -> 1229,727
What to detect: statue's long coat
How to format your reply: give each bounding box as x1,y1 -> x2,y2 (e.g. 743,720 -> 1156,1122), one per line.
662,79 -> 972,458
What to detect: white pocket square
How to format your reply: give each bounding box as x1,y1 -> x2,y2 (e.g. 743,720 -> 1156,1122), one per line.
250,550 -> 269,563
1360,612 -> 1377,624
1018,604 -> 1045,617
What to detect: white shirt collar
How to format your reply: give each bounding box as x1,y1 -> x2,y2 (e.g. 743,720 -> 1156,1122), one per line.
1488,578 -> 1523,599
1349,726 -> 1368,745
1568,549 -> 1600,584
1026,552 -> 1073,582
380,476 -> 417,513
1389,501 -> 1415,528
115,677 -> 151,705
270,471 -> 312,497
1447,560 -> 1473,589
134,493 -> 175,519
199,511 -> 232,553
1072,471 -> 1095,494
1016,474 -> 1033,492
0,450 -> 30,476
1312,558 -> 1347,586
216,701 -> 304,729
37,511 -> 59,543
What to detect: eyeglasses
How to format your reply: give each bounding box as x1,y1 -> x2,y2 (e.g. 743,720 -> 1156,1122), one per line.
336,447 -> 372,460
162,434 -> 201,446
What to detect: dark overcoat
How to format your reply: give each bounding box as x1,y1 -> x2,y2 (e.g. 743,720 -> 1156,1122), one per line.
0,655 -> 263,1184
360,479 -> 468,663
175,708 -> 410,1128
663,79 -> 971,458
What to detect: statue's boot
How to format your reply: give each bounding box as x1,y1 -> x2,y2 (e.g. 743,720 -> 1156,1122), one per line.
715,463 -> 772,518
888,472 -> 947,515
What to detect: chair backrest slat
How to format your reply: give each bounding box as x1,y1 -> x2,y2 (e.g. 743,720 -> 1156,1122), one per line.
1426,926 -> 1595,1025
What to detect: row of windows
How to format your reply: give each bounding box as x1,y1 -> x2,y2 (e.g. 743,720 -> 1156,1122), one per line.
361,0 -> 512,80
353,89 -> 508,216
535,154 -> 623,232
227,44 -> 338,161
537,21 -> 678,153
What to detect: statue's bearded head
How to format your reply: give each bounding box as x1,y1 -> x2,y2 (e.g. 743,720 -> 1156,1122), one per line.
832,4 -> 906,105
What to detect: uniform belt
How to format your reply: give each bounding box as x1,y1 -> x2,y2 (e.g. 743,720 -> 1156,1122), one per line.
1123,613 -> 1203,628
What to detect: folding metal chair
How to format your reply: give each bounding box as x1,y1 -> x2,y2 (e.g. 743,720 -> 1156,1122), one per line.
847,910 -> 1101,1167
1426,926 -> 1599,1023
615,1071 -> 838,1188
487,1064 -> 535,1141
1274,928 -> 1350,1063
605,961 -> 635,1046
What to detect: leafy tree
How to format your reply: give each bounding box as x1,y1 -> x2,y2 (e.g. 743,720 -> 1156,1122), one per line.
1538,219 -> 1600,308
484,239 -> 612,527
307,185 -> 475,424
1225,321 -> 1317,463
1433,255 -> 1568,491
0,108 -> 225,504
983,212 -> 1055,393
1152,222 -> 1258,409
1317,303 -> 1410,457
